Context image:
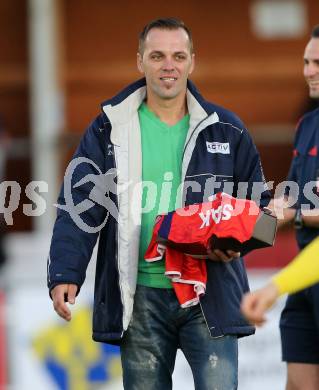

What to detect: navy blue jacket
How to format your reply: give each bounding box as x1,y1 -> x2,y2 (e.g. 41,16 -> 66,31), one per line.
286,108 -> 319,249
48,78 -> 270,344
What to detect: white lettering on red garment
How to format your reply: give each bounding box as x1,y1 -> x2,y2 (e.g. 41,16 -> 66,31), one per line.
199,210 -> 211,228
222,204 -> 233,220
198,205 -> 234,229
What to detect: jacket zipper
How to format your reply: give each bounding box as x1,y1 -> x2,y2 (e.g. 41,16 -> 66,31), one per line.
104,119 -> 124,336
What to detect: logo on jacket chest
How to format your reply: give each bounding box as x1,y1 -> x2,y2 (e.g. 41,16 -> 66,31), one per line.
206,142 -> 230,154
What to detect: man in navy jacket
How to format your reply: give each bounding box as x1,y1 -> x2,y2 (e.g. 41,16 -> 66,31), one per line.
48,18 -> 270,390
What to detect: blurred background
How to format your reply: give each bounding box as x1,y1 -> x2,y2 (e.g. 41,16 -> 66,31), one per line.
1,0 -> 319,389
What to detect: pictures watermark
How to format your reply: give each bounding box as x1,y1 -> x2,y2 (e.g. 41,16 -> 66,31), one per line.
0,180 -> 48,225
1,157 -> 319,232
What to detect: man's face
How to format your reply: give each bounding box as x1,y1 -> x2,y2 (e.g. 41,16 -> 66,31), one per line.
304,38 -> 319,99
137,28 -> 195,101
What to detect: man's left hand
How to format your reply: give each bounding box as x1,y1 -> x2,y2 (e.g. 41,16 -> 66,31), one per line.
207,247 -> 240,262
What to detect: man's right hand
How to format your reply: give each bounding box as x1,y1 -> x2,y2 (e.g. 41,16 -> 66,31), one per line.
51,284 -> 78,321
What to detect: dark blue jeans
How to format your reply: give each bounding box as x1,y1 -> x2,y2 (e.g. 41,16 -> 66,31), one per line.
120,285 -> 238,390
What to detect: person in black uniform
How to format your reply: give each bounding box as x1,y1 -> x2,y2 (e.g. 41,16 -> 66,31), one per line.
277,25 -> 319,390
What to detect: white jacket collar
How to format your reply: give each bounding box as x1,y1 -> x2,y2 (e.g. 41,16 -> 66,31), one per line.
102,83 -> 209,146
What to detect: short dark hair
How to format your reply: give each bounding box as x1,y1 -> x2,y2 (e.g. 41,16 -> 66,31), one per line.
138,17 -> 193,54
311,25 -> 319,38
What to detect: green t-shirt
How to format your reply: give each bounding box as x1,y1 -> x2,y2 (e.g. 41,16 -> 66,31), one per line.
137,102 -> 189,288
